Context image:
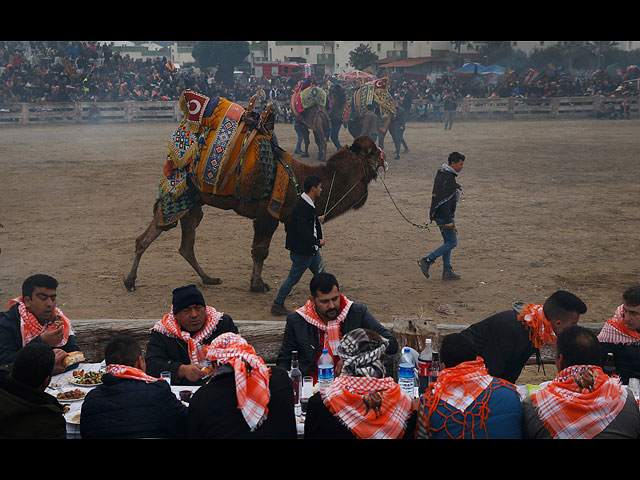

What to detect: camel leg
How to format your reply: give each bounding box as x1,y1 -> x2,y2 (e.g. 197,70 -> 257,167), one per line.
313,129 -> 327,162
302,127 -> 310,157
250,213 -> 280,292
178,203 -> 221,285
124,216 -> 165,291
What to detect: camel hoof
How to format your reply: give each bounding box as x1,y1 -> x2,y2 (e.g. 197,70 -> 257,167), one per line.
250,283 -> 270,293
124,278 -> 136,292
202,277 -> 222,286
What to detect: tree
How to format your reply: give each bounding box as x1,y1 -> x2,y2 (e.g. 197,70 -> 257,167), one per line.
348,44 -> 378,71
191,41 -> 250,85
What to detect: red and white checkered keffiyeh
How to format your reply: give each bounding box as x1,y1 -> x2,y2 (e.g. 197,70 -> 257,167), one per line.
205,333 -> 271,432
597,304 -> 640,345
322,375 -> 414,439
106,364 -> 161,384
295,294 -> 353,358
531,364 -> 627,439
8,297 -> 74,347
424,357 -> 493,412
151,305 -> 223,366
517,303 -> 556,349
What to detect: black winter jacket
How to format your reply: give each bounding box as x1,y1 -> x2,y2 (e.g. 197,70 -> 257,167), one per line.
80,373 -> 188,439
275,303 -> 398,378
429,167 -> 461,224
187,364 -> 297,439
285,195 -> 323,256
144,314 -> 238,386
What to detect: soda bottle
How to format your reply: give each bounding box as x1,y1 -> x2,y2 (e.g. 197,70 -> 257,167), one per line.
417,339 -> 433,395
290,350 -> 302,404
603,352 -> 616,377
398,347 -> 416,398
318,349 -> 334,394
428,350 -> 441,385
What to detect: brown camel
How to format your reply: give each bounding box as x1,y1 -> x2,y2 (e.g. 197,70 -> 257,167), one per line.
123,135 -> 386,293
298,104 -> 330,162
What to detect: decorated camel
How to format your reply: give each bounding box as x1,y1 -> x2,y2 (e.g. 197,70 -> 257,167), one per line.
123,89 -> 387,293
290,76 -> 330,161
343,77 -> 396,139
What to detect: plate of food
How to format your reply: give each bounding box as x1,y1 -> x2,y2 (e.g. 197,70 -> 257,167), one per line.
56,388 -> 86,402
70,370 -> 103,386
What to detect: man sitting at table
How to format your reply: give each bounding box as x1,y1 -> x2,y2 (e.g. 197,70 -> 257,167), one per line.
416,333 -> 523,439
598,285 -> 640,384
80,335 -> 188,439
145,284 -> 238,385
276,272 -> 398,383
522,326 -> 640,439
187,332 -> 297,439
0,342 -> 66,439
0,274 -> 82,374
304,328 -> 416,439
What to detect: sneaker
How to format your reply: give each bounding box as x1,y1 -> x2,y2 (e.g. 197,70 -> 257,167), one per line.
270,302 -> 291,316
417,257 -> 434,279
442,265 -> 461,281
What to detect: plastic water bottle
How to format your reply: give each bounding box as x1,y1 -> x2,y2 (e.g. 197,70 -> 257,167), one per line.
398,347 -> 416,398
318,349 -> 334,394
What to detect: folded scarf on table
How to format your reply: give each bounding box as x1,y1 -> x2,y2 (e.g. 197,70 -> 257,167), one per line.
597,304 -> 640,344
151,305 -> 223,366
8,297 -> 73,347
531,364 -> 627,439
205,332 -> 271,431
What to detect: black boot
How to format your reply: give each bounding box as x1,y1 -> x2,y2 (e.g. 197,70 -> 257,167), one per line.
270,302 -> 291,316
442,265 -> 461,281
417,257 -> 434,279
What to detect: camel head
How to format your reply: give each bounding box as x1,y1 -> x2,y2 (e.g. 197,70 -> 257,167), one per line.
348,135 -> 387,181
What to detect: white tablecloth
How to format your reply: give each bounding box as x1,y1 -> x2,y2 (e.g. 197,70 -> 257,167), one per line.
47,362 -> 200,439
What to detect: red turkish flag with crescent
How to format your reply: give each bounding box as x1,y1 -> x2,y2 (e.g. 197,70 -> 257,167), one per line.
182,91 -> 210,125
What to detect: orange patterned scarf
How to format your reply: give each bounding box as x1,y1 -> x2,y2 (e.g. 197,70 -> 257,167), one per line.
322,375 -> 414,439
597,304 -> 640,344
8,297 -> 73,347
151,305 -> 223,366
295,294 -> 353,358
205,333 -> 271,432
106,364 -> 161,384
531,365 -> 627,439
517,303 -> 556,349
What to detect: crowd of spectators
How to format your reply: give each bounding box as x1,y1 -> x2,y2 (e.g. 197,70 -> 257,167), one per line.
2,41 -> 638,121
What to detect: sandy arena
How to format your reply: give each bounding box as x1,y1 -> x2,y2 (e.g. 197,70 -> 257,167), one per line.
1,115 -> 639,383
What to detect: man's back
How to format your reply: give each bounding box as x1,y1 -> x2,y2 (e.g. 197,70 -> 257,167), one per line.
80,374 -> 188,439
460,309 -> 535,384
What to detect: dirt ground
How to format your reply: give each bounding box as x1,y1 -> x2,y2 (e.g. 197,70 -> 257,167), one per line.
1,115 -> 639,384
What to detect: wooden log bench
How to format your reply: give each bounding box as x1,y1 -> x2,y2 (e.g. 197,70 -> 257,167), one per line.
71,317 -> 606,372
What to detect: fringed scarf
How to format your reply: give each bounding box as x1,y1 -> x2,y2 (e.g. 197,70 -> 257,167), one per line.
531,365 -> 627,439
106,364 -> 161,384
295,294 -> 353,358
322,375 -> 414,439
517,303 -> 556,349
8,297 -> 73,347
205,333 -> 271,432
597,304 -> 640,344
151,305 -> 223,366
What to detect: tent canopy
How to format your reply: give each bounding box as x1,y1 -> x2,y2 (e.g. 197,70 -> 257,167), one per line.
453,62 -> 506,75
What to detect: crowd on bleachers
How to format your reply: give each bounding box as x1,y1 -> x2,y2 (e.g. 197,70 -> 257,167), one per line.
1,41 -> 638,121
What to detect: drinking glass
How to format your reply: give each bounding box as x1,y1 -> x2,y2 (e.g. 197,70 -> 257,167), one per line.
161,371 -> 171,385
629,378 -> 640,398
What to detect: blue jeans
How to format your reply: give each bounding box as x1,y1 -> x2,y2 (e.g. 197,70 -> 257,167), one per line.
275,251 -> 324,304
427,218 -> 457,267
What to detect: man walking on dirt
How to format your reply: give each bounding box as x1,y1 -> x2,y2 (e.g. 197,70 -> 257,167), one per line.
418,152 -> 465,281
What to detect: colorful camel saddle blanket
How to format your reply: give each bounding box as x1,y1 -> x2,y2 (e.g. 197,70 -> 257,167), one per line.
343,77 -> 396,122
291,77 -> 327,115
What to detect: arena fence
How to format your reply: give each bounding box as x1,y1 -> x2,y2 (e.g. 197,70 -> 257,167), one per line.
0,95 -> 637,125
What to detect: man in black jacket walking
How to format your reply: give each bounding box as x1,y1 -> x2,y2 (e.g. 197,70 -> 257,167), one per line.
418,152 -> 465,281
271,175 -> 325,316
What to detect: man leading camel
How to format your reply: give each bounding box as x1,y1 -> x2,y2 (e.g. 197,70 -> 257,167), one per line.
271,175 -> 326,316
